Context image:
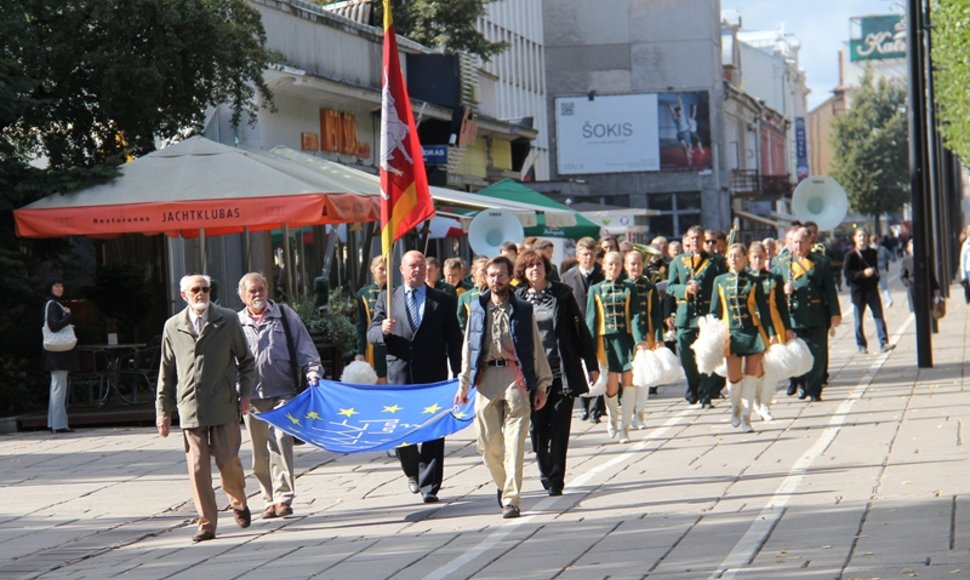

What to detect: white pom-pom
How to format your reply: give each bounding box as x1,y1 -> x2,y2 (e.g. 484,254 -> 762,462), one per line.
762,342 -> 790,381
691,314 -> 727,375
654,346 -> 685,385
786,337 -> 814,378
632,348 -> 662,387
339,360 -> 379,385
714,360 -> 727,377
583,368 -> 607,398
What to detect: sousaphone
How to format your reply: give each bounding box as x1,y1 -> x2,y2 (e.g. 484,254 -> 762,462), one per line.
791,176 -> 849,231
467,209 -> 524,257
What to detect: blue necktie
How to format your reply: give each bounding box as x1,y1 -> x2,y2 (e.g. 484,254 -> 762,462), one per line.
407,289 -> 420,329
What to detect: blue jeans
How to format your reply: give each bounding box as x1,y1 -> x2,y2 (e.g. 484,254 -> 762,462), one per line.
852,290 -> 888,349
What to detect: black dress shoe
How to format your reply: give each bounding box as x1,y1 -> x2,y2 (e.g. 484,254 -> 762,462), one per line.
786,382 -> 798,396
407,478 -> 420,494
579,409 -> 589,421
548,487 -> 563,497
192,530 -> 215,543
798,390 -> 808,400
590,414 -> 601,424
649,387 -> 659,395
233,506 -> 251,529
810,394 -> 823,402
502,505 -> 520,518
52,428 -> 73,433
423,494 -> 439,503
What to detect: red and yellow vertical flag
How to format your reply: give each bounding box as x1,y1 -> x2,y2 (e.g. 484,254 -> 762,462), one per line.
379,0 -> 434,256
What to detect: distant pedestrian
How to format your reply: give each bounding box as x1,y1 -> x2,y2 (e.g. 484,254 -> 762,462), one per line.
42,278 -> 79,434
844,228 -> 891,354
237,272 -> 322,520
959,225 -> 970,303
156,274 -> 256,543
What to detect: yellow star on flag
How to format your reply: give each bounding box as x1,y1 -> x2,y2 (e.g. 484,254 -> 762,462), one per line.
423,403 -> 441,414
454,411 -> 467,419
338,407 -> 359,418
383,404 -> 402,413
286,412 -> 301,426
305,411 -> 321,420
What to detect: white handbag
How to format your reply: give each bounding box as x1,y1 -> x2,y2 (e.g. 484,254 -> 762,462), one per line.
42,300 -> 78,352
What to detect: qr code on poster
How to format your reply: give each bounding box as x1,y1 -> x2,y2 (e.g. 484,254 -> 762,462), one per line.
560,102 -> 575,116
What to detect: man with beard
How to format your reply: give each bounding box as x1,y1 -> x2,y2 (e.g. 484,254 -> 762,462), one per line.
237,272 -> 322,520
156,274 -> 256,543
368,251 -> 463,503
455,256 -> 552,518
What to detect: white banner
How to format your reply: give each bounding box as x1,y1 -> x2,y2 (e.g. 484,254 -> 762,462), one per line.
555,93 -> 660,175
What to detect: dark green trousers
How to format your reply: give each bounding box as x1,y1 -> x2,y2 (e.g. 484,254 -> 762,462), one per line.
794,325 -> 827,397
676,327 -> 721,404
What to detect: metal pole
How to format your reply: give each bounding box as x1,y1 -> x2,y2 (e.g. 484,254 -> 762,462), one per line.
199,229 -> 207,275
907,0 -> 933,366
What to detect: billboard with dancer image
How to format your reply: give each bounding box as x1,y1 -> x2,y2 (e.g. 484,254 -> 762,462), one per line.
657,91 -> 711,171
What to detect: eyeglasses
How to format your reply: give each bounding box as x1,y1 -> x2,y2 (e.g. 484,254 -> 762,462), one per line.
189,286 -> 211,294
704,240 -> 717,245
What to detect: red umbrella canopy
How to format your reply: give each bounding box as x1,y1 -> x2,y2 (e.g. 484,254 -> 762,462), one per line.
14,136 -> 379,239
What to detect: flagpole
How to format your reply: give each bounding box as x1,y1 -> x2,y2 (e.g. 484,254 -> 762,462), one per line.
385,243 -> 394,323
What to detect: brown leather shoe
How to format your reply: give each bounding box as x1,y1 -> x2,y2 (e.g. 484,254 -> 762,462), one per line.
274,503 -> 293,517
192,529 -> 215,543
261,505 -> 278,519
233,506 -> 251,529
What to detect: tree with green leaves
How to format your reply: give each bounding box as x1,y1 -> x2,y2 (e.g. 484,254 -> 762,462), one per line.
3,0 -> 274,168
932,0 -> 970,164
828,71 -> 909,230
0,0 -> 276,416
319,0 -> 507,62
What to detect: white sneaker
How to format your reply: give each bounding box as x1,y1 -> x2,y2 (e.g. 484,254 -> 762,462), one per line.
730,413 -> 741,428
630,417 -> 642,430
619,431 -> 630,444
741,422 -> 754,433
607,424 -> 617,439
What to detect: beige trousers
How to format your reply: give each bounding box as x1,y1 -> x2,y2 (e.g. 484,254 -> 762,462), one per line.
474,365 -> 532,508
244,397 -> 295,508
183,421 -> 248,534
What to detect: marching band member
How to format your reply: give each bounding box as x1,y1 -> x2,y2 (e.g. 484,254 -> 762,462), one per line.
457,257 -> 489,334
747,241 -> 793,421
667,225 -> 727,408
355,256 -> 388,383
710,243 -> 775,432
587,251 -> 647,443
771,227 -> 842,402
623,249 -> 664,429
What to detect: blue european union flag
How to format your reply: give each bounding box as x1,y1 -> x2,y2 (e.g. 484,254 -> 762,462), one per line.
253,378 -> 475,454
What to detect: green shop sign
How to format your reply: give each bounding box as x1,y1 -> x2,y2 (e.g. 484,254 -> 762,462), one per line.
850,15 -> 906,62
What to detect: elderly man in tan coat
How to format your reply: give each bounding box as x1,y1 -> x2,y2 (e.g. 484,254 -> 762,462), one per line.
156,274 -> 257,543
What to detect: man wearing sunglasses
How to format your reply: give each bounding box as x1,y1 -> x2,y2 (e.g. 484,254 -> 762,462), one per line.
157,274 -> 257,544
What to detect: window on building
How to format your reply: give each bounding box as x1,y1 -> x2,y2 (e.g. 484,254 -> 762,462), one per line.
647,192 -> 702,238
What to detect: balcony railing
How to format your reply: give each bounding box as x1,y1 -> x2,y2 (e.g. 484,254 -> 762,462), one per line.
730,170 -> 793,197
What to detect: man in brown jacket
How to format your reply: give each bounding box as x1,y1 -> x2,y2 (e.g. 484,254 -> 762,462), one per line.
156,274 -> 257,543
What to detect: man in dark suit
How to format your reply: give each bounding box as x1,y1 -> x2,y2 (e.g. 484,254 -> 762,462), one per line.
367,250 -> 462,503
561,237 -> 604,422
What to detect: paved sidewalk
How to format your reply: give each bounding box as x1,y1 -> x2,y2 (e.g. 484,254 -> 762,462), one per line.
3,278 -> 970,579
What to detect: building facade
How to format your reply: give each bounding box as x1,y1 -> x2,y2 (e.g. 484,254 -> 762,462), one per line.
541,0 -> 729,238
